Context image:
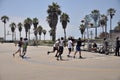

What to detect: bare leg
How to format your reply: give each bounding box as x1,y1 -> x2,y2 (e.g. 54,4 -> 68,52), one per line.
73,51 -> 77,58
13,49 -> 20,57
55,50 -> 59,57
79,51 -> 82,58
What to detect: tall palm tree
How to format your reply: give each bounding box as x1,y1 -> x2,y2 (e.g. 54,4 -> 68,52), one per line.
42,29 -> 47,40
60,12 -> 70,43
17,22 -> 23,38
91,10 -> 100,38
107,8 -> 116,38
99,14 -> 108,38
47,2 -> 61,41
9,22 -> 16,41
33,18 -> 39,41
84,14 -> 92,39
37,25 -> 43,40
24,18 -> 32,40
1,15 -> 9,41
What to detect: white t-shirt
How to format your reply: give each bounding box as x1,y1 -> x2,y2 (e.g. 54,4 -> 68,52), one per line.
59,40 -> 64,47
68,40 -> 72,48
53,40 -> 59,47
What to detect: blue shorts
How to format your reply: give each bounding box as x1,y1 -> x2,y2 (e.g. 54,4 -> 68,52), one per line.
76,46 -> 81,51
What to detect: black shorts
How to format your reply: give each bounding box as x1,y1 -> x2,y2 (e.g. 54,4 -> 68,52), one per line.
68,48 -> 72,52
59,46 -> 64,53
53,47 -> 58,51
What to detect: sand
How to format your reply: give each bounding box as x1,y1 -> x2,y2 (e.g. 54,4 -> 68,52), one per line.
0,43 -> 120,80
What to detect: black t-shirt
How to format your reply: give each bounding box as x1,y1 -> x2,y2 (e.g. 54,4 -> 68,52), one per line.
18,41 -> 23,47
76,40 -> 82,46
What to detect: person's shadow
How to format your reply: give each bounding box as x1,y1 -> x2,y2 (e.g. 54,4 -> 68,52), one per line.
22,56 -> 31,59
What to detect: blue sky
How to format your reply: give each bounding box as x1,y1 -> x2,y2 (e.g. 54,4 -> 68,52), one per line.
0,0 -> 120,40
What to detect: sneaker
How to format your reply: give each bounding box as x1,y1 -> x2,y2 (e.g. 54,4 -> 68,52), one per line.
79,56 -> 83,59
73,56 -> 75,58
55,55 -> 58,57
57,58 -> 59,61
21,55 -> 24,59
47,51 -> 50,55
67,55 -> 70,57
13,54 -> 15,57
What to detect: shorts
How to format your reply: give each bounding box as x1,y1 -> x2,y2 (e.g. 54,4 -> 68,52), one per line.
23,47 -> 27,52
76,46 -> 81,51
59,46 -> 64,53
68,48 -> 72,52
53,47 -> 58,51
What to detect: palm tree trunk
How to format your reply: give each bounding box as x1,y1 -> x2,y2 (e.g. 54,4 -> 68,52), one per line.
64,29 -> 66,46
4,23 -> 6,41
44,35 -> 45,41
35,35 -> 38,46
25,31 -> 27,38
105,25 -> 107,38
12,32 -> 14,41
87,27 -> 89,39
82,34 -> 83,39
95,22 -> 97,39
102,26 -> 104,32
52,28 -> 56,42
110,17 -> 112,39
14,32 -> 16,41
20,32 -> 21,38
28,29 -> 30,41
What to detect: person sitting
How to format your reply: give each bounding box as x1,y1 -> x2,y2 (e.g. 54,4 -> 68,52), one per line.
92,42 -> 97,52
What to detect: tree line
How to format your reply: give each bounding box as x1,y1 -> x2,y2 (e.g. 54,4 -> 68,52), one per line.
1,2 -> 120,42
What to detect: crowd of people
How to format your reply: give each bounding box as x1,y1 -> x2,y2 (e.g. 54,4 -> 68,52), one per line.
12,36 -> 120,60
47,37 -> 85,60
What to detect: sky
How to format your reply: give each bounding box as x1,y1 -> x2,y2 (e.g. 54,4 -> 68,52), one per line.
0,0 -> 120,40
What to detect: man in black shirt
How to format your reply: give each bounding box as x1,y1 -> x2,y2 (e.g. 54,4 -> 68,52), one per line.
115,37 -> 120,56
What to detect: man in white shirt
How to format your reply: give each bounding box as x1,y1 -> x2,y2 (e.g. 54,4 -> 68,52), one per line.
57,37 -> 64,60
47,39 -> 60,57
67,38 -> 73,57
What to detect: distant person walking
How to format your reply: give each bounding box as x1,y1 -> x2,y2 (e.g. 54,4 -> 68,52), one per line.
115,37 -> 120,56
67,37 -> 73,57
21,38 -> 28,58
47,39 -> 60,57
103,38 -> 109,55
13,37 -> 23,57
57,37 -> 64,61
73,38 -> 84,59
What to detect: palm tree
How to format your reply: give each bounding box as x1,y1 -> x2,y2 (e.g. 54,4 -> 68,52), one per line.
33,18 -> 39,41
79,24 -> 85,39
9,22 -> 16,41
91,10 -> 100,38
107,8 -> 116,38
42,29 -> 47,40
17,22 -> 23,38
37,25 -> 43,40
47,2 -> 61,41
84,14 -> 92,39
24,18 -> 32,40
49,29 -> 53,40
1,15 -> 9,41
60,12 -> 70,44
99,14 -> 108,38
114,21 -> 120,31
